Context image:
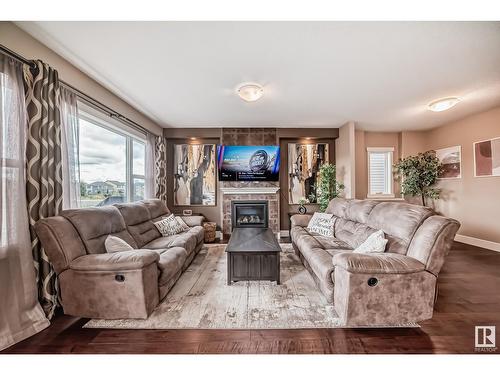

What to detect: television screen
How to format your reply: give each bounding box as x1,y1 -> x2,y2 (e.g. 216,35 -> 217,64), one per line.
217,145 -> 280,181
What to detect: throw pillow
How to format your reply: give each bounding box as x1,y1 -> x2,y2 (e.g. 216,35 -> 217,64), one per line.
175,216 -> 190,231
307,212 -> 336,237
104,235 -> 133,253
353,230 -> 388,254
154,214 -> 184,236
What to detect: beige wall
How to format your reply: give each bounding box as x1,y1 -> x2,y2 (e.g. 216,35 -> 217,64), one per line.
354,106 -> 500,244
400,131 -> 427,158
355,130 -> 401,199
0,22 -> 162,135
335,122 -> 356,198
423,107 -> 500,243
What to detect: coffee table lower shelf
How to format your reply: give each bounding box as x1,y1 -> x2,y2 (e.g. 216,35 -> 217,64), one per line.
227,251 -> 280,285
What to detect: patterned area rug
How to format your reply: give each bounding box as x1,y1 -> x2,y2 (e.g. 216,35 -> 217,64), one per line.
84,243 -> 418,329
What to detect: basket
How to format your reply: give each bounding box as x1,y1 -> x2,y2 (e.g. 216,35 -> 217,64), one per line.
203,222 -> 217,243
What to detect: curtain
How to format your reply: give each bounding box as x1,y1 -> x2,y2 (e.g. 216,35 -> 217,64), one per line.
0,55 -> 50,351
154,135 -> 167,202
23,60 -> 63,319
144,132 -> 155,199
60,86 -> 80,209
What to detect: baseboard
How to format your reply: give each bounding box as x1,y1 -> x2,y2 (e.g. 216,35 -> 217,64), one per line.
280,230 -> 290,238
455,234 -> 500,252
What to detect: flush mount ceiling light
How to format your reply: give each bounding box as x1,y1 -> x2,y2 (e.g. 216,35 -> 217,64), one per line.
237,83 -> 264,102
428,97 -> 461,112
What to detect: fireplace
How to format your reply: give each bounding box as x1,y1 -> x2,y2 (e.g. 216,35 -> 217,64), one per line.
231,200 -> 269,229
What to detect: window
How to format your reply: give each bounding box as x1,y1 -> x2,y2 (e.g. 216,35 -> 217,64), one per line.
78,107 -> 146,207
1,63 -> 29,248
367,147 -> 394,198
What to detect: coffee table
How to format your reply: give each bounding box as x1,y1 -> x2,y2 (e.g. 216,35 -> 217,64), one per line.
226,228 -> 281,285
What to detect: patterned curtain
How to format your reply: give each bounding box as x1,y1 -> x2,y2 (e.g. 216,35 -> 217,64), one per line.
23,60 -> 63,319
154,136 -> 167,202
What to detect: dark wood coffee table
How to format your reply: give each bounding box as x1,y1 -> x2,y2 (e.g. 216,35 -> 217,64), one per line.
226,228 -> 281,285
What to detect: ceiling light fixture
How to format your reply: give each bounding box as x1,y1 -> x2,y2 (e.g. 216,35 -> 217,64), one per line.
237,83 -> 264,102
428,97 -> 460,112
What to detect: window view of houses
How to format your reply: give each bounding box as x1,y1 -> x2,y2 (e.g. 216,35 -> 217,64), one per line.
78,117 -> 146,207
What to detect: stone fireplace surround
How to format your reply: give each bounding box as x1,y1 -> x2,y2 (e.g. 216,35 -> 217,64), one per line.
220,128 -> 281,235
221,186 -> 280,235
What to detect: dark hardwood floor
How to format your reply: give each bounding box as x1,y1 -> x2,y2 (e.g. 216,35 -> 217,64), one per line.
3,241 -> 500,354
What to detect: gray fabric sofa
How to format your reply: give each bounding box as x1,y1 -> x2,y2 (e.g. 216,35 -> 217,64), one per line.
291,197 -> 460,326
35,199 -> 204,319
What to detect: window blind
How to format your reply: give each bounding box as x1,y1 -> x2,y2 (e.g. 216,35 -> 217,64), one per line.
369,152 -> 390,195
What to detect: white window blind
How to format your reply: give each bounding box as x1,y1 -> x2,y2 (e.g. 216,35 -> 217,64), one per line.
367,147 -> 394,198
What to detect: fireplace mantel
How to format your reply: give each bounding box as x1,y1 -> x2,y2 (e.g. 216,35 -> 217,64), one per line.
220,187 -> 280,195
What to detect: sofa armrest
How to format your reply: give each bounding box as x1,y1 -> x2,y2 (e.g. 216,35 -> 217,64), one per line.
70,250 -> 159,272
332,252 -> 425,274
290,214 -> 313,228
179,215 -> 204,227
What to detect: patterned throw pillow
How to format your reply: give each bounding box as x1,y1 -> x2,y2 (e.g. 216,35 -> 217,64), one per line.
307,212 -> 336,237
104,235 -> 133,253
154,214 -> 185,236
175,216 -> 190,231
353,230 -> 388,254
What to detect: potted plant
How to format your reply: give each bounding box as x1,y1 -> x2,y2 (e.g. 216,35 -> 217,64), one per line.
393,150 -> 442,206
316,163 -> 345,212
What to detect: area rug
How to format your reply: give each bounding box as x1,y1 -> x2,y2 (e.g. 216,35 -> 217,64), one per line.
84,243 -> 418,329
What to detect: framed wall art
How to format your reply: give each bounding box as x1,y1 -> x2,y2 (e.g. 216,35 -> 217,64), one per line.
436,145 -> 462,179
173,143 -> 216,205
288,143 -> 329,204
474,137 -> 500,177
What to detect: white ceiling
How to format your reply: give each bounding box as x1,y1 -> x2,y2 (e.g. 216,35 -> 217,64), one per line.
16,21 -> 500,130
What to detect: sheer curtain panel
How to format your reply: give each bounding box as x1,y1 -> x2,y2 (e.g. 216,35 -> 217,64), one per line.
0,55 -> 50,351
145,132 -> 156,199
60,86 -> 80,209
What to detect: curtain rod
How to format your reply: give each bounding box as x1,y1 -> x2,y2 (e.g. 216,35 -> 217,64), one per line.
0,43 -> 149,136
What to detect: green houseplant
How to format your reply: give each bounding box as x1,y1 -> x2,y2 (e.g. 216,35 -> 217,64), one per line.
393,150 -> 442,206
316,163 -> 345,212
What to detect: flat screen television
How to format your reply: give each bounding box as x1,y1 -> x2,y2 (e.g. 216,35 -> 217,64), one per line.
217,145 -> 280,181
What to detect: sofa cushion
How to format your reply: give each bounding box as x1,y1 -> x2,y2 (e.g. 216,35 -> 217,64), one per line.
144,230 -> 198,255
142,199 -> 170,221
114,201 -> 161,248
149,247 -> 187,285
180,215 -> 204,227
291,226 -> 352,251
61,206 -> 137,254
366,202 -> 433,254
187,226 -> 205,244
325,197 -> 349,217
291,226 -> 323,252
334,218 -> 378,248
345,199 -> 379,224
34,216 -> 87,273
311,235 -> 353,252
